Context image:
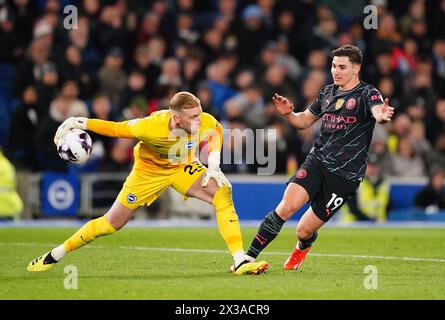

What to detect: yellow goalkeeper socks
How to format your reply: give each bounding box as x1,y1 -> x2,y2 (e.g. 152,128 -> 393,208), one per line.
212,186 -> 244,259
63,216 -> 116,252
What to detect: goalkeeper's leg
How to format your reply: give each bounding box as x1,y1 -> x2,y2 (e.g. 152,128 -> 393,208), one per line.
27,200 -> 136,272
185,176 -> 268,275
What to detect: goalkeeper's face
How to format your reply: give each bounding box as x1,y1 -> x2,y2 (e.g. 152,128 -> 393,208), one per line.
174,105 -> 202,134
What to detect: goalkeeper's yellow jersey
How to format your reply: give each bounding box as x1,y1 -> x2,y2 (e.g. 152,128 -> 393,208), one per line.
86,110 -> 222,172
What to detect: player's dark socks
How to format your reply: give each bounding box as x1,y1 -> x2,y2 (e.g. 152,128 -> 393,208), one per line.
246,210 -> 285,259
298,231 -> 318,250
43,252 -> 57,265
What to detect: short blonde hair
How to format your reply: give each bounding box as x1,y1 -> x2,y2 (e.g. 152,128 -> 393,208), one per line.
169,91 -> 200,111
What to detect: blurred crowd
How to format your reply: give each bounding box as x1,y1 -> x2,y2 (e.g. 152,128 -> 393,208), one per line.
1,0 -> 445,178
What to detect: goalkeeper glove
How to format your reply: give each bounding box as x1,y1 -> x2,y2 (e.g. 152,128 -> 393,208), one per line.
201,151 -> 231,188
54,117 -> 87,146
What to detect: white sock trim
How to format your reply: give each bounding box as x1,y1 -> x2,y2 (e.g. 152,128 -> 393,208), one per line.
51,244 -> 67,261
233,250 -> 245,268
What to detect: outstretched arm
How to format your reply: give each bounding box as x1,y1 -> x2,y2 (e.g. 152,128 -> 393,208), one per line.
273,93 -> 319,129
371,98 -> 394,124
54,117 -> 137,146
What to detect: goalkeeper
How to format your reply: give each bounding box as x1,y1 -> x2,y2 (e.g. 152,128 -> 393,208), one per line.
27,91 -> 268,275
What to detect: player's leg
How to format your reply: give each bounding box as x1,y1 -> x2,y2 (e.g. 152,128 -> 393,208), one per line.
28,166 -> 167,272
183,173 -> 269,275
283,207 -> 323,270
245,183 -> 309,261
27,200 -> 136,272
180,169 -> 245,265
283,163 -> 357,270
245,157 -> 322,264
172,161 -> 267,274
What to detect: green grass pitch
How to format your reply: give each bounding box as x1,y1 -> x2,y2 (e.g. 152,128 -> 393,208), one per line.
0,226 -> 444,299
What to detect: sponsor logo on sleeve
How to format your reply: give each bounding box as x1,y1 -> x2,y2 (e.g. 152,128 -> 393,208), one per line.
296,169 -> 307,179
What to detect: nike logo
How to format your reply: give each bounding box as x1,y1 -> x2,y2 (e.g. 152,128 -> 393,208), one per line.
80,235 -> 87,243
229,219 -> 238,222
326,208 -> 331,217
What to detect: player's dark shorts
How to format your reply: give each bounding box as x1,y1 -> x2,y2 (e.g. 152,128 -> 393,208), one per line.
288,156 -> 360,222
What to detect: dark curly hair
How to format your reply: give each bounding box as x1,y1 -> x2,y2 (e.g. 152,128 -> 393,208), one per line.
330,45 -> 363,65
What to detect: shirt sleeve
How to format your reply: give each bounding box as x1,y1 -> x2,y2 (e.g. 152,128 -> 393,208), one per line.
199,113 -> 222,153
366,87 -> 384,112
308,91 -> 322,117
86,118 -> 148,139
208,121 -> 223,153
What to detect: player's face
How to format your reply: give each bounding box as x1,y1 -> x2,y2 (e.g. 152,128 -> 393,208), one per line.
177,105 -> 202,134
331,56 -> 360,87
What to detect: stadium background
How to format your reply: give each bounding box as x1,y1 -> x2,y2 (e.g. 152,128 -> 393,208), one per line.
0,0 -> 445,223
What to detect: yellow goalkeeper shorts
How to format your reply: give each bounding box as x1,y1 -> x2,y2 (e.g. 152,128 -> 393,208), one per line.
117,160 -> 207,209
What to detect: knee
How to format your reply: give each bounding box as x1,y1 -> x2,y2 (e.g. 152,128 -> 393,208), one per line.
212,185 -> 233,207
278,198 -> 300,220
296,223 -> 313,240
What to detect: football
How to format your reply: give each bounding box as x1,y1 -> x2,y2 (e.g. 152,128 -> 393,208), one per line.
57,128 -> 92,164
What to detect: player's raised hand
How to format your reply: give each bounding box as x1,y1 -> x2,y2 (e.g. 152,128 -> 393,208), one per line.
381,98 -> 394,122
273,93 -> 294,116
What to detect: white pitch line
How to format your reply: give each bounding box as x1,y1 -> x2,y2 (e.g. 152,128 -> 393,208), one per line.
119,246 -> 445,263
3,242 -> 444,263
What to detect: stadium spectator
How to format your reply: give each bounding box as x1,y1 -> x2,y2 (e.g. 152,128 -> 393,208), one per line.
137,11 -> 161,47
195,82 -> 218,119
414,167 -> 445,213
59,80 -> 89,118
12,38 -> 51,97
427,99 -> 445,145
7,85 -> 40,170
376,76 -> 400,110
57,44 -> 96,99
34,95 -> 71,172
274,8 -> 299,62
302,49 -> 329,78
88,93 -> 114,164
432,38 -> 445,95
118,69 -> 148,113
308,9 -> 338,52
132,43 -> 159,99
97,47 -> 127,108
0,5 -> 27,63
341,152 -> 391,222
157,57 -> 183,88
399,0 -> 425,37
0,148 -> 23,221
260,63 -> 294,102
369,137 -> 394,176
391,137 -> 426,177
387,113 -> 412,153
224,82 -> 266,129
205,60 -> 236,118
35,61 -> 59,118
409,121 -> 434,172
237,4 -> 269,66
365,49 -> 403,95
80,0 -> 101,21
121,96 -> 148,120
